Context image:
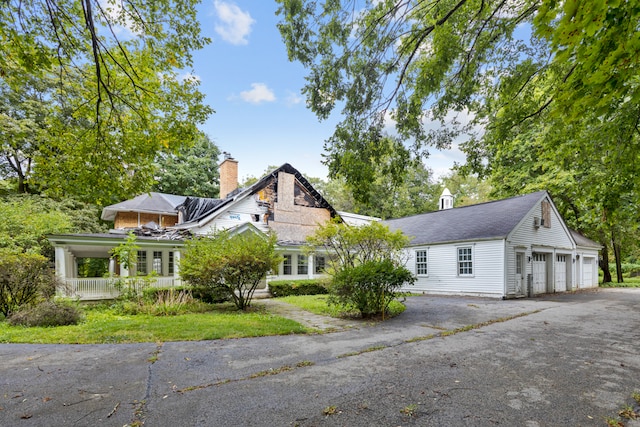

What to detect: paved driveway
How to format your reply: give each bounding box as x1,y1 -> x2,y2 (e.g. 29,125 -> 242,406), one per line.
1,289 -> 639,426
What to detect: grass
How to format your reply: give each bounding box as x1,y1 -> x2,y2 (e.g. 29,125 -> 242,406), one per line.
277,294 -> 407,318
601,276 -> 640,288
0,304 -> 308,344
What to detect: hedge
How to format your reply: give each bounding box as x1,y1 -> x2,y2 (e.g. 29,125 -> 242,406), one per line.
268,279 -> 329,297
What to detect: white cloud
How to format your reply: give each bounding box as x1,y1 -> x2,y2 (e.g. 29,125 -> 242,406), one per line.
239,83 -> 276,104
285,91 -> 303,106
213,1 -> 255,45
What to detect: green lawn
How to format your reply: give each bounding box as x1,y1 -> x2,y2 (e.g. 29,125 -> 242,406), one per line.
0,305 -> 309,344
277,294 -> 407,318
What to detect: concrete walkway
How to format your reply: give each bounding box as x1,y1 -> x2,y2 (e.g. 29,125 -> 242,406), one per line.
253,298 -> 359,331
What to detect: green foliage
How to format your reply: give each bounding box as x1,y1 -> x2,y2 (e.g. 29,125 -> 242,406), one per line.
0,0 -> 213,204
307,220 -> 415,318
8,300 -> 83,327
110,232 -> 139,271
331,259 -> 415,318
314,159 -> 440,219
0,253 -> 59,317
153,132 -> 221,198
180,230 -> 283,310
269,279 -> 329,297
0,193 -> 107,257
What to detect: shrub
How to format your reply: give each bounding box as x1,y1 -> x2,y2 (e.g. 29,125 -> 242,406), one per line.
8,300 -> 84,327
330,259 -> 416,318
0,252 -> 59,317
269,279 -> 329,297
191,284 -> 232,304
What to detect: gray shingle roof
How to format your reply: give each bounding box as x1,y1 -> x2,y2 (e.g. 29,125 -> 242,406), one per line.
101,192 -> 187,221
384,191 -> 547,246
570,229 -> 601,249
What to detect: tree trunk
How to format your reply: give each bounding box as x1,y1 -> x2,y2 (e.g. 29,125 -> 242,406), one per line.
612,231 -> 624,283
599,241 -> 612,283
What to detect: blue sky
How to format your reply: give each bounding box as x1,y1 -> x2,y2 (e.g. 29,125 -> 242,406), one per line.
190,1 -> 464,183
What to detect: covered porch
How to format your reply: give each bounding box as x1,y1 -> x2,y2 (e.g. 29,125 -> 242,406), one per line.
49,233 -> 184,301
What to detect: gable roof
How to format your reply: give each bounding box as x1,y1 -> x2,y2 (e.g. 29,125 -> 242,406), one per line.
384,191 -> 548,246
176,163 -> 338,227
101,192 -> 187,221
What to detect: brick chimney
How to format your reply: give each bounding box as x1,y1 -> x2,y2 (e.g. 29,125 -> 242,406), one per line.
219,152 -> 238,199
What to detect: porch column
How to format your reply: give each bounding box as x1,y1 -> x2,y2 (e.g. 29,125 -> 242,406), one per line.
54,246 -> 67,281
308,254 -> 314,279
173,250 -> 181,285
109,258 -> 116,276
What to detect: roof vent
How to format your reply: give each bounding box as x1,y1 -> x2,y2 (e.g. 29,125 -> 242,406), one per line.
439,188 -> 454,210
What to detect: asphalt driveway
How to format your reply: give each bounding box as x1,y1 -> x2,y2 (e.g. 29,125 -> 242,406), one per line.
1,288 -> 639,426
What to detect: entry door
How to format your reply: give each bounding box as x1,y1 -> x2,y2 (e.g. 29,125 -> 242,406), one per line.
532,253 -> 547,294
515,252 -> 525,295
555,254 -> 567,292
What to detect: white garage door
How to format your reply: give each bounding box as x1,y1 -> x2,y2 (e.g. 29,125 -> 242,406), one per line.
532,253 -> 547,294
555,254 -> 567,292
583,257 -> 594,287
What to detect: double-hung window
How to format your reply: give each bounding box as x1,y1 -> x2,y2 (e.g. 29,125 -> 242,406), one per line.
283,255 -> 292,275
457,247 -> 473,276
137,251 -> 148,275
297,255 -> 308,275
415,250 -> 428,276
152,251 -> 163,275
315,255 -> 326,274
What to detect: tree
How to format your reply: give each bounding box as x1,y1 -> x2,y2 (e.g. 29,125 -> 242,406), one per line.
0,194 -> 106,258
153,132 -> 221,198
307,220 -> 415,317
1,1 -> 214,204
276,1 -> 640,230
180,230 -> 282,310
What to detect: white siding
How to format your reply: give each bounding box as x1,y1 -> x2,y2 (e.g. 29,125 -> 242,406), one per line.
402,240 -> 505,298
194,196 -> 269,235
505,195 -> 575,296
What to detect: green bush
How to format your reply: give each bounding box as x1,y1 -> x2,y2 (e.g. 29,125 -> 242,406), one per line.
330,259 -> 416,318
8,300 -> 84,327
0,252 -> 59,317
191,285 -> 232,304
269,279 -> 329,297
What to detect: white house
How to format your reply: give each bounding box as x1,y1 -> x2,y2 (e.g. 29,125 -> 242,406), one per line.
385,190 -> 601,298
49,158 -> 378,299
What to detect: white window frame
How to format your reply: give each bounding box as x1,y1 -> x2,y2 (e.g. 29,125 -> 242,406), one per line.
457,246 -> 474,277
283,254 -> 292,275
297,254 -> 308,275
314,255 -> 326,274
415,249 -> 428,276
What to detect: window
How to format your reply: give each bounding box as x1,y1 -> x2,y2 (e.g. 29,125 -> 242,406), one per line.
457,247 -> 473,276
152,251 -> 163,274
297,255 -> 308,275
137,251 -> 148,275
415,250 -> 428,275
283,255 -> 292,275
315,255 -> 326,274
541,200 -> 551,228
168,252 -> 175,275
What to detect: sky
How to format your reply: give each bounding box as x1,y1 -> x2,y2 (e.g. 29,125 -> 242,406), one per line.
189,1 -> 465,183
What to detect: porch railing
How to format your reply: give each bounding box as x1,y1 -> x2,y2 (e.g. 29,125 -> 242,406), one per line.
62,277 -> 183,301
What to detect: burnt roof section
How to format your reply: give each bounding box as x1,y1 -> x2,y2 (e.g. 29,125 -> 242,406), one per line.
178,197 -> 226,223
177,163 -> 338,225
384,191 -> 548,246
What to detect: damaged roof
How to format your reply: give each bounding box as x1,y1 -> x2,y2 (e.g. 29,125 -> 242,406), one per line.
175,163 -> 338,226
384,191 -> 548,246
101,192 -> 187,221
